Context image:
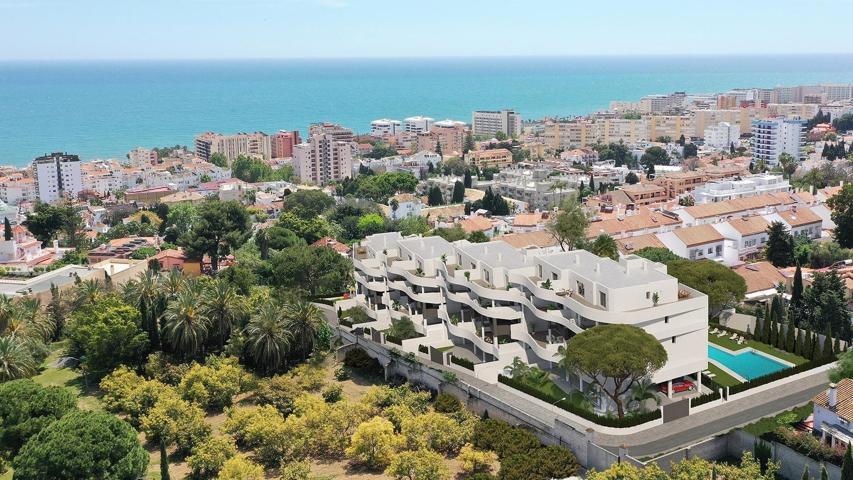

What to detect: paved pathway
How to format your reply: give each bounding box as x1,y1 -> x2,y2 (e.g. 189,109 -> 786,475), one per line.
317,304 -> 830,458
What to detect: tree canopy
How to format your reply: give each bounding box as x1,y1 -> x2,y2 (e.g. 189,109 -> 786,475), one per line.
546,196 -> 589,251
179,200 -> 251,271
667,260 -> 746,317
558,324 -> 666,418
828,184 -> 853,248
12,410 -> 148,480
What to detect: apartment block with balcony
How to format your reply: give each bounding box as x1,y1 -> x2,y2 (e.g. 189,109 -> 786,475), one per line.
350,232 -> 709,399
750,118 -> 806,165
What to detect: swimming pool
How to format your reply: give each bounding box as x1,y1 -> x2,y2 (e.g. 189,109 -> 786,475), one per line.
708,344 -> 789,381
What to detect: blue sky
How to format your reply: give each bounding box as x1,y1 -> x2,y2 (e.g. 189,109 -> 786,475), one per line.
1,0 -> 849,60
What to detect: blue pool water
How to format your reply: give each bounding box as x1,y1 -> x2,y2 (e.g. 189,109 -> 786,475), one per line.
708,344 -> 788,381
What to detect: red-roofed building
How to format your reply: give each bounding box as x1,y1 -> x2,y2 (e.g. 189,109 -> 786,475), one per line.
311,237 -> 351,256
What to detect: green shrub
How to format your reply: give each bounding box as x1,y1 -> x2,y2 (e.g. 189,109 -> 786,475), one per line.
343,348 -> 382,374
322,384 -> 343,403
433,393 -> 462,414
471,419 -> 540,459
498,446 -> 579,480
450,355 -> 475,370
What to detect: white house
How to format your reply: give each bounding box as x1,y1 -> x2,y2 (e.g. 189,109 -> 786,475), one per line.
658,224 -> 726,262
813,380 -> 853,448
711,216 -> 770,261
763,206 -> 822,240
388,193 -> 422,220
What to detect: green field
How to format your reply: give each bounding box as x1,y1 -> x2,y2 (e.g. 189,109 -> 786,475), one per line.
708,333 -> 808,366
743,403 -> 813,436
31,341 -> 102,411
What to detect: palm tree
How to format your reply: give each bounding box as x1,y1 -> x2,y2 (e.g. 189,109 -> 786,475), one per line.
630,378 -> 660,412
283,298 -> 325,360
17,297 -> 52,343
0,295 -> 17,335
163,288 -> 209,359
161,268 -> 185,299
202,279 -> 244,350
123,270 -> 164,349
0,336 -> 37,381
244,303 -> 291,374
73,279 -> 102,308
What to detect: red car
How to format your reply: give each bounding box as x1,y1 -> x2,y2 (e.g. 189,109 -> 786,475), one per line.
658,379 -> 695,395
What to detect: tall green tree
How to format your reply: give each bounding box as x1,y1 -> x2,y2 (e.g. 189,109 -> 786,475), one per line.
765,221 -> 794,267
427,186 -> 444,206
828,184 -> 853,248
179,200 -> 251,272
546,195 -> 589,252
201,278 -> 244,350
842,443 -> 853,480
451,181 -> 465,203
244,302 -> 291,374
588,234 -> 618,260
788,264 -> 805,326
283,298 -> 326,360
558,324 -> 666,418
163,288 -> 209,359
3,217 -> 11,241
667,260 -> 746,317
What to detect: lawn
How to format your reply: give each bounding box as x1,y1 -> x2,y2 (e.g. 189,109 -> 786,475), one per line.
32,341 -> 102,411
743,403 -> 813,436
708,333 -> 808,366
705,363 -> 741,388
512,374 -> 590,411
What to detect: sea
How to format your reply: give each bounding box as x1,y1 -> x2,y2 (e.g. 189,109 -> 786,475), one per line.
1,54 -> 853,166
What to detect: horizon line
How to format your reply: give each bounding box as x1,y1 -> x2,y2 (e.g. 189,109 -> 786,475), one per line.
3,52 -> 853,63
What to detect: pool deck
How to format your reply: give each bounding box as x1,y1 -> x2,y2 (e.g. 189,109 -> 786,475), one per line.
708,343 -> 794,383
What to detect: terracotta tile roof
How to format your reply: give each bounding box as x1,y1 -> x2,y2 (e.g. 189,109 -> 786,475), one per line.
820,185 -> 843,199
154,248 -> 186,260
390,193 -> 419,203
673,224 -> 724,247
586,211 -> 681,238
683,192 -> 797,219
622,183 -> 666,195
616,234 -> 666,253
311,236 -> 351,254
813,378 -> 853,422
513,213 -> 547,227
421,204 -> 465,219
458,216 -> 493,234
794,190 -> 817,204
733,261 -> 787,294
777,207 -> 822,227
495,230 -> 558,249
728,216 -> 770,236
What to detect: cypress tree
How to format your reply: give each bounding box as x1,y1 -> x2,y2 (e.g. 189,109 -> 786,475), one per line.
835,337 -> 842,355
451,180 -> 465,203
160,439 -> 170,480
790,264 -> 805,326
804,329 -> 813,359
786,322 -> 796,353
824,325 -> 834,358
842,443 -> 853,480
463,170 -> 472,188
769,321 -> 777,348
794,328 -> 802,355
762,303 -> 772,343
801,465 -> 810,480
2,217 -> 11,241
812,332 -> 821,360
821,464 -> 829,480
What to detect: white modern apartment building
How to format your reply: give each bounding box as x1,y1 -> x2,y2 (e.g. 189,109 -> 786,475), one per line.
32,152 -> 83,203
293,133 -> 354,185
194,131 -> 272,162
703,122 -> 740,150
691,173 -> 790,204
472,109 -> 522,138
351,232 -> 708,398
403,116 -> 434,134
370,119 -> 402,137
750,118 -> 806,165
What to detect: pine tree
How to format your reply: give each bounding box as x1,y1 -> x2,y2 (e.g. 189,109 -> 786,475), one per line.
842,444 -> 853,480
824,325 -> 835,358
160,439 -> 170,480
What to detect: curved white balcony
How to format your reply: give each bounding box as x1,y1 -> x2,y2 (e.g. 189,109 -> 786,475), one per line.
353,257 -> 385,278
439,307 -> 499,357
355,273 -> 388,293
387,279 -> 443,305
445,289 -> 522,321
509,273 -> 707,326
510,323 -> 560,362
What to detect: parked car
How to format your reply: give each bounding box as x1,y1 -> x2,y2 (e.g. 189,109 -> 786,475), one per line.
658,379 -> 695,395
